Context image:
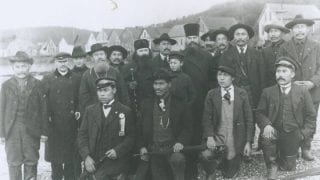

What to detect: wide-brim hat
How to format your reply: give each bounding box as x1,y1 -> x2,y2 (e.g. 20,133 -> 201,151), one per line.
169,51 -> 184,61
229,23 -> 254,40
149,68 -> 176,82
134,39 -> 149,50
264,21 -> 290,33
285,14 -> 315,29
184,23 -> 200,37
275,56 -> 299,70
87,43 -> 108,56
153,33 -> 177,45
9,51 -> 33,64
108,45 -> 128,59
200,29 -> 215,41
217,65 -> 236,77
95,76 -> 117,89
72,46 -> 87,58
211,27 -> 230,41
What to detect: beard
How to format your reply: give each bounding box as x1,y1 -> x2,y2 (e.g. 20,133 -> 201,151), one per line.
133,52 -> 153,68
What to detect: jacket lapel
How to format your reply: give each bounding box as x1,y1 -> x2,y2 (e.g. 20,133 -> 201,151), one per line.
94,103 -> 104,128
302,40 -> 315,61
233,87 -> 241,125
213,89 -> 222,119
104,102 -> 119,127
290,85 -> 300,119
287,40 -> 300,62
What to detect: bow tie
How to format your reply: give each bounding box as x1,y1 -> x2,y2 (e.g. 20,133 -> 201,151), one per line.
103,104 -> 112,109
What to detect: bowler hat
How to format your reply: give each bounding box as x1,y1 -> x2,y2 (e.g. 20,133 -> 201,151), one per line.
275,56 -> 299,71
229,23 -> 254,40
9,51 -> 33,64
200,29 -> 215,41
72,46 -> 87,58
108,45 -> 128,59
149,68 -> 175,82
264,20 -> 290,33
95,76 -> 117,89
217,65 -> 236,77
285,14 -> 315,29
211,27 -> 230,41
134,39 -> 149,50
184,23 -> 200,37
153,33 -> 177,45
87,43 -> 108,56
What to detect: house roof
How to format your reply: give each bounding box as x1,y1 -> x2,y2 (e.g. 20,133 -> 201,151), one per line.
264,3 -> 320,20
199,16 -> 238,30
168,24 -> 185,37
102,28 -> 124,39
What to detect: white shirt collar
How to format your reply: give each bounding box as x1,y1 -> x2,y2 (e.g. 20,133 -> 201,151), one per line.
160,53 -> 168,61
279,83 -> 292,95
102,99 -> 114,117
236,45 -> 248,54
221,85 -> 235,101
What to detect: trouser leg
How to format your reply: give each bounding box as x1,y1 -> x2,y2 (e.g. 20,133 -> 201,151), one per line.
261,135 -> 278,180
278,130 -> 301,171
51,163 -> 63,180
64,163 -> 75,180
151,154 -> 171,180
168,152 -> 186,180
9,165 -> 22,180
222,155 -> 241,178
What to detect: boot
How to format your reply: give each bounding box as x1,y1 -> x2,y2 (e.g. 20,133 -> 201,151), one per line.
207,173 -> 216,180
302,149 -> 314,161
9,165 -> 22,180
279,155 -> 297,171
267,165 -> 277,180
24,165 -> 37,180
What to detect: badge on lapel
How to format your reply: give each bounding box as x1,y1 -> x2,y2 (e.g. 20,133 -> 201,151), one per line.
119,113 -> 126,136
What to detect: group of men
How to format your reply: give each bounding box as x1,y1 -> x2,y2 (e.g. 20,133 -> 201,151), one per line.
0,13 -> 319,180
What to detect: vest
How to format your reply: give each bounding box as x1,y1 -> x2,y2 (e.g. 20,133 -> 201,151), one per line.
275,91 -> 298,132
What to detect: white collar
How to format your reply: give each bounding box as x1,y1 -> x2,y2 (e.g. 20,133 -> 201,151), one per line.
279,83 -> 292,94
236,45 -> 248,54
103,99 -> 115,107
160,53 -> 168,61
221,85 -> 235,101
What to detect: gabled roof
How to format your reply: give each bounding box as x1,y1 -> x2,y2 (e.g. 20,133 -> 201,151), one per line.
168,24 -> 185,37
102,28 -> 124,39
265,3 -> 320,20
199,16 -> 238,30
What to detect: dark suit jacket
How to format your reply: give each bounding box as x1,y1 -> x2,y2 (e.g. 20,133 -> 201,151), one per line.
256,84 -> 316,139
279,38 -> 320,103
202,86 -> 254,154
78,101 -> 135,174
152,54 -> 170,70
0,75 -> 41,138
220,46 -> 266,107
137,95 -> 193,149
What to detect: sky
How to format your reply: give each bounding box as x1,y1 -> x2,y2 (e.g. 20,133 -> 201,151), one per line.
0,0 -> 230,31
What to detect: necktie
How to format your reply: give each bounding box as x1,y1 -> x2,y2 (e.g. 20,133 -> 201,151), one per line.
223,88 -> 231,104
103,104 -> 112,109
239,47 -> 245,67
281,86 -> 288,94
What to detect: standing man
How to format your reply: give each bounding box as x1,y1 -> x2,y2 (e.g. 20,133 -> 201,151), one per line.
79,43 -> 130,114
0,51 -> 42,180
220,23 -> 265,110
279,14 -> 320,161
78,77 -> 135,180
72,46 -> 89,76
208,27 -> 231,88
137,68 -> 192,180
152,33 -> 177,70
182,23 -> 212,179
200,29 -> 216,56
262,21 -> 290,87
42,53 -> 81,180
123,39 -> 156,109
256,57 -> 316,179
108,45 -> 128,73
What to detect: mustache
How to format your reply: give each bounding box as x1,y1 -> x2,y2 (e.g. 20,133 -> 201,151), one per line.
276,77 -> 286,81
163,48 -> 170,51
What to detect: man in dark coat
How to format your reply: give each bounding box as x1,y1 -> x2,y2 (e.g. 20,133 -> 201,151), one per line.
200,29 -> 216,56
208,27 -> 231,89
72,46 -> 89,75
137,68 -> 192,180
0,51 -> 42,180
152,33 -> 177,70
182,23 -> 212,179
199,66 -> 253,180
108,45 -> 128,73
261,21 -> 290,87
122,39 -> 156,112
79,43 -> 130,115
41,52 -> 82,180
256,57 -> 316,180
220,23 -> 265,109
78,77 -> 135,180
279,15 -> 320,160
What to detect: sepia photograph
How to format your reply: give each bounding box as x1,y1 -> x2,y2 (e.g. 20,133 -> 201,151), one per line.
1,0 -> 320,179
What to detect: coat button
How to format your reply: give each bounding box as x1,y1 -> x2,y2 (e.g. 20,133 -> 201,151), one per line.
70,110 -> 74,114
70,100 -> 74,104
57,90 -> 60,93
